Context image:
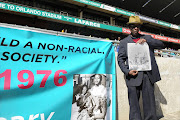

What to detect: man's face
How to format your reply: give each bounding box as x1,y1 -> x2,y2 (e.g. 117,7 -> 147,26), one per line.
129,24 -> 141,37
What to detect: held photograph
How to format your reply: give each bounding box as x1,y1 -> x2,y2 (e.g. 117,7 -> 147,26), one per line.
128,43 -> 151,71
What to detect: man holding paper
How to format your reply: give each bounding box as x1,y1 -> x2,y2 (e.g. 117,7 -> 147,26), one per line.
117,16 -> 165,120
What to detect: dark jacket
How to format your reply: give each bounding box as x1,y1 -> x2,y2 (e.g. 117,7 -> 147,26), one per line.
117,34 -> 165,86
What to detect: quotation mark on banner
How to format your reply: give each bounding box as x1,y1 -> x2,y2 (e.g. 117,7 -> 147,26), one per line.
62,56 -> 67,60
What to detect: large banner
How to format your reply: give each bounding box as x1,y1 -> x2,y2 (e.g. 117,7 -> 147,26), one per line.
0,26 -> 116,120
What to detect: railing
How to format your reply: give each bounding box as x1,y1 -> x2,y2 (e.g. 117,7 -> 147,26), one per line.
114,43 -> 180,59
154,49 -> 180,59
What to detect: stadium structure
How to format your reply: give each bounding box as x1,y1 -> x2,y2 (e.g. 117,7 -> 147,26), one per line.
0,0 -> 180,51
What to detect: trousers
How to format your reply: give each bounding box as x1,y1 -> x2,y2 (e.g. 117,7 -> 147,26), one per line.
127,73 -> 158,120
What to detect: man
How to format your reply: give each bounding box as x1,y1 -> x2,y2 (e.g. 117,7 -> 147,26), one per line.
117,16 -> 165,120
115,37 -> 121,52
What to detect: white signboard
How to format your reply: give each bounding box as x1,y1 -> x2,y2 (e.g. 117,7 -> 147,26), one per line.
128,43 -> 151,71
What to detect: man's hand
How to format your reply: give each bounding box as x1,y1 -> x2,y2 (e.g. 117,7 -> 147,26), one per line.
136,38 -> 146,44
128,70 -> 138,76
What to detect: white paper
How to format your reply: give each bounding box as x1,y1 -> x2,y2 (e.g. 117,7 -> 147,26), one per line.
128,43 -> 151,71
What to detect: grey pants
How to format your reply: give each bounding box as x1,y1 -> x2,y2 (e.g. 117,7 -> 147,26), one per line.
127,73 -> 158,120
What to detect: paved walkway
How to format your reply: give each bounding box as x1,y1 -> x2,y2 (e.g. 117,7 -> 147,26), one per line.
160,111 -> 180,120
